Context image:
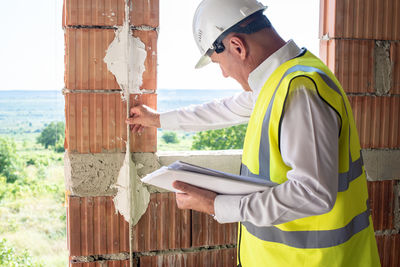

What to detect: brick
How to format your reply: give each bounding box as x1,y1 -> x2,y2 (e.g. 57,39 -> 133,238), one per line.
65,93 -> 127,153
65,28 -> 120,90
320,0 -> 400,40
129,93 -> 157,152
348,96 -> 400,148
81,197 -> 95,255
68,196 -> 82,256
93,197 -> 108,254
106,196 -> 121,254
132,30 -> 158,91
130,0 -> 159,27
138,248 -> 237,267
319,39 -> 375,94
192,211 -> 237,248
367,181 -> 396,231
131,193 -> 191,252
391,42 -> 400,95
375,234 -> 400,267
64,29 -> 158,91
63,0 -> 125,27
67,196 -> 130,257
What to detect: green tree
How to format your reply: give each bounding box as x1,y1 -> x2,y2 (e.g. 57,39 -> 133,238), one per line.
0,137 -> 20,183
0,239 -> 42,267
36,122 -> 65,151
162,131 -> 179,144
192,124 -> 247,150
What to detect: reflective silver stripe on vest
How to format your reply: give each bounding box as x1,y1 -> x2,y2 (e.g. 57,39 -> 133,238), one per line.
242,200 -> 371,249
242,156 -> 363,193
244,64 -> 364,191
338,155 -> 363,191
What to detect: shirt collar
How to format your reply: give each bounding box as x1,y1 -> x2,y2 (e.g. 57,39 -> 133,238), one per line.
248,40 -> 301,100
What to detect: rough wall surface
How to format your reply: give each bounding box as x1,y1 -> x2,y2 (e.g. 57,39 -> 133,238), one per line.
63,0 -> 238,266
65,153 -> 125,196
320,1 -> 400,266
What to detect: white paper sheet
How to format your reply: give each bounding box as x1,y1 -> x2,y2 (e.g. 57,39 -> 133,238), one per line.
141,161 -> 276,195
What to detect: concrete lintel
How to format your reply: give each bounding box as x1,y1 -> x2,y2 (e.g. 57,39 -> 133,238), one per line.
362,149 -> 400,181
64,149 -> 399,196
65,152 -> 125,197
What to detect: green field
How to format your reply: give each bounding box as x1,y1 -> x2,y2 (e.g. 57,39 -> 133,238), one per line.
0,133 -> 67,266
0,90 -> 244,266
0,129 -> 194,266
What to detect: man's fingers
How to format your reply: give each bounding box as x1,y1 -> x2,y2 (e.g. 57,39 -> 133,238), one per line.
172,180 -> 187,192
129,106 -> 141,117
173,181 -> 199,194
175,193 -> 190,209
125,117 -> 139,125
131,124 -> 142,133
173,182 -> 217,215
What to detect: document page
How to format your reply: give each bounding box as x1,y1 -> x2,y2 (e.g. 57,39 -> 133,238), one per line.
141,161 -> 276,195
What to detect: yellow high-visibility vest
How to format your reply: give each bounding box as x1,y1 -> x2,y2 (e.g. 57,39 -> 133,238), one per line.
238,49 -> 380,267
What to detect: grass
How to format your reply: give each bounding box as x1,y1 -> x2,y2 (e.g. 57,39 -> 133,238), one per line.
0,130 -> 194,266
157,130 -> 194,151
0,133 -> 67,267
0,127 -> 198,266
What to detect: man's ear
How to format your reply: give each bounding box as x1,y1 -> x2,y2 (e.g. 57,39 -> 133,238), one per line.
227,36 -> 247,61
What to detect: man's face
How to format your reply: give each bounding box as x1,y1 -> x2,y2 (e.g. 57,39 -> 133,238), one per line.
209,39 -> 251,91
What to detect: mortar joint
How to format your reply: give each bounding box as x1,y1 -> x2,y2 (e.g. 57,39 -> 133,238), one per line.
63,88 -> 123,94
66,25 -> 119,30
131,25 -> 159,31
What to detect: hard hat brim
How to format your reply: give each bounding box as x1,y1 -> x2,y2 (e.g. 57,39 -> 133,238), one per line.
195,54 -> 212,69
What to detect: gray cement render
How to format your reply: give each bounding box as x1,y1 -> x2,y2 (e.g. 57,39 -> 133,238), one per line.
64,152 -> 125,196
65,149 -> 398,196
374,41 -> 392,96
362,149 -> 400,181
132,152 -> 161,179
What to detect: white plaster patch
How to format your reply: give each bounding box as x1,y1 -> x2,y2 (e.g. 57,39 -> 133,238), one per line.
104,0 -> 150,226
113,151 -> 150,225
104,16 -> 147,99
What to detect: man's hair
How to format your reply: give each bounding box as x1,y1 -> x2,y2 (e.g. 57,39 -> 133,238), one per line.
213,11 -> 272,53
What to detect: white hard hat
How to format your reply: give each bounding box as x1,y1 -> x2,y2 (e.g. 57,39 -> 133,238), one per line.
193,0 -> 267,69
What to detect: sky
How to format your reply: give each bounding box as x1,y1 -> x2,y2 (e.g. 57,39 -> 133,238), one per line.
0,0 -> 319,91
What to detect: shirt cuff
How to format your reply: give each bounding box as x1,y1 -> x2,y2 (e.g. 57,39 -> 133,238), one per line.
214,195 -> 243,223
160,111 -> 180,130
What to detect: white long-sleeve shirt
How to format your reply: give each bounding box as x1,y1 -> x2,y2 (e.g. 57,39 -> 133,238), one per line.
160,40 -> 340,226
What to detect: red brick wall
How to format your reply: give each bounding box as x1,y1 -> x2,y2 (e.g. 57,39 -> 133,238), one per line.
63,1 -> 237,266
64,0 -> 400,266
67,194 -> 237,265
63,0 -> 157,154
320,1 -> 400,266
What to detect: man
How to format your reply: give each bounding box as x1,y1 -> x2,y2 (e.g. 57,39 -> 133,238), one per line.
126,0 -> 380,266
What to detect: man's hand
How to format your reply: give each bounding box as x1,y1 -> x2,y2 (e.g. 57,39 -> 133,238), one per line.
125,105 -> 161,133
173,181 -> 217,216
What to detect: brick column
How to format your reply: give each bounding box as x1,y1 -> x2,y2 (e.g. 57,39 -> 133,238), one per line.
320,1 -> 400,266
63,1 -> 237,266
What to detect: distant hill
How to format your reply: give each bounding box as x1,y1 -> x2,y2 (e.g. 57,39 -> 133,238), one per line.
0,89 -> 239,135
